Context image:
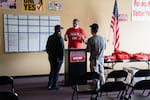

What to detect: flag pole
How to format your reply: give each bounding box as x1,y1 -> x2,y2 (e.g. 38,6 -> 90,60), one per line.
110,0 -> 120,52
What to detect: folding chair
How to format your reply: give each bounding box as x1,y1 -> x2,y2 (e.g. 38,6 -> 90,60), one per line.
125,69 -> 150,99
130,69 -> 150,85
71,72 -> 99,100
126,80 -> 150,100
0,76 -> 14,92
106,70 -> 128,82
0,91 -> 18,100
99,81 -> 127,100
127,69 -> 150,88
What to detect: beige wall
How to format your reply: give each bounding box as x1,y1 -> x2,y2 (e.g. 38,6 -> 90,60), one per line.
0,0 -> 149,76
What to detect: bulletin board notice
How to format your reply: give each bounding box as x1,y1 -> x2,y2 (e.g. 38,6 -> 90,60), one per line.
3,14 -> 60,52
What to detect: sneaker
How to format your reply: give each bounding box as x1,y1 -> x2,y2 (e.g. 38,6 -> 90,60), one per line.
48,85 -> 52,89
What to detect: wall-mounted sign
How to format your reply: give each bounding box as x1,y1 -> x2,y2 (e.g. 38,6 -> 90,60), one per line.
0,0 -> 16,9
118,14 -> 128,21
23,0 -> 43,12
132,0 -> 150,21
70,51 -> 86,63
48,1 -> 62,11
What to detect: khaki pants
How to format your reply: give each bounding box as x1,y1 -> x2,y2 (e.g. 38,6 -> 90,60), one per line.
90,58 -> 105,89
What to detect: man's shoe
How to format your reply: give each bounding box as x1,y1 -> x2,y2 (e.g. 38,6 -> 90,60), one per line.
48,86 -> 51,89
48,85 -> 52,89
50,86 -> 63,90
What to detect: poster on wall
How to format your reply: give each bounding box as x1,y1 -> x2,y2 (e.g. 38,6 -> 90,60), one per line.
48,1 -> 62,11
23,0 -> 44,12
132,0 -> 150,21
0,0 -> 16,9
118,14 -> 128,21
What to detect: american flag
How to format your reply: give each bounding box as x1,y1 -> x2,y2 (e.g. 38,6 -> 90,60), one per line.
110,0 -> 120,50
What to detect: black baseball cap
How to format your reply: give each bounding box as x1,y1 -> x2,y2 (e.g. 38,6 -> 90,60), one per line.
55,25 -> 63,30
89,23 -> 99,30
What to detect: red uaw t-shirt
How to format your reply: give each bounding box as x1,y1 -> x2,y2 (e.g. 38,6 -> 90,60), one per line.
65,27 -> 86,48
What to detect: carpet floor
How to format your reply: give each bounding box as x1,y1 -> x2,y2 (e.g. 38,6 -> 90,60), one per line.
1,75 -> 150,100
14,76 -> 92,100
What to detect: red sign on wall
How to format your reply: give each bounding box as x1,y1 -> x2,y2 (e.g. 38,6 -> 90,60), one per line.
132,0 -> 150,21
70,51 -> 86,63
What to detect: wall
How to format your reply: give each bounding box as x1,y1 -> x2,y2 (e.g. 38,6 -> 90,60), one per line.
0,0 -> 149,76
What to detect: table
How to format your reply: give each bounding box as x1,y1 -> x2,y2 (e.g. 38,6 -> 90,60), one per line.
104,59 -> 150,69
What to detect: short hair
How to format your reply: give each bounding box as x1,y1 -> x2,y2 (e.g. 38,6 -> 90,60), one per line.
89,23 -> 99,33
73,18 -> 80,23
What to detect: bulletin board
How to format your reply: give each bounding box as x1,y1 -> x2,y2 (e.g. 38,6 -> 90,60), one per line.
3,14 -> 61,52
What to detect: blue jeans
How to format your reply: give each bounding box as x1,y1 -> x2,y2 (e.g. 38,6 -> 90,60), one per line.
48,57 -> 63,87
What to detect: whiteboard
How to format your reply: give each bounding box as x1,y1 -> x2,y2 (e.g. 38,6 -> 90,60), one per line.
4,14 -> 61,52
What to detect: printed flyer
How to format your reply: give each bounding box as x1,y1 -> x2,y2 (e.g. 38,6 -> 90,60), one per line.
23,0 -> 43,12
0,0 -> 16,9
48,1 -> 62,11
132,0 -> 150,21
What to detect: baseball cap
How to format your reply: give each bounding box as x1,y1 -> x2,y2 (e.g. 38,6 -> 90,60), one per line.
55,25 -> 63,30
89,23 -> 99,29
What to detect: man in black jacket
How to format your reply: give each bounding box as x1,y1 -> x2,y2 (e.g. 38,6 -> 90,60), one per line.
46,25 -> 64,90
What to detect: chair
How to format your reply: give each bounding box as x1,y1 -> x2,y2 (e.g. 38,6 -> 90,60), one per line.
127,69 -> 150,89
125,69 -> 150,99
99,81 -> 127,100
0,76 -> 14,92
71,72 -> 100,100
130,69 -> 150,85
106,70 -> 128,82
126,80 -> 150,100
0,91 -> 18,100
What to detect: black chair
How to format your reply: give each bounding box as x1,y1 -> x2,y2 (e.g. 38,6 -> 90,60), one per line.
125,70 -> 150,99
127,69 -> 150,89
130,69 -> 150,84
99,81 -> 127,100
106,70 -> 128,82
71,72 -> 100,100
0,76 -> 14,92
0,91 -> 18,100
126,80 -> 150,100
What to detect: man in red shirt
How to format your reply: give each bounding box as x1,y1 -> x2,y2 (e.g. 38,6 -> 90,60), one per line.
64,19 -> 87,48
